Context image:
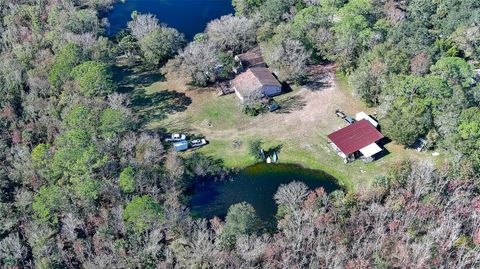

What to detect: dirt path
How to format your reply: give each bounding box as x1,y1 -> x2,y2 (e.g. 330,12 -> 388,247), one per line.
185,64 -> 371,142
136,63 -> 441,190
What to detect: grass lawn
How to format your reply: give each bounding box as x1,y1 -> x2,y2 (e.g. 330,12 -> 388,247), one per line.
118,63 -> 446,191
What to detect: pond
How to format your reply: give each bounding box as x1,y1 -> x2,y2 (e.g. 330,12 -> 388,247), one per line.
106,0 -> 235,39
189,163 -> 341,222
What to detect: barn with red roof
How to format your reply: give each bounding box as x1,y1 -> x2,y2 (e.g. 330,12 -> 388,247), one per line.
328,119 -> 384,163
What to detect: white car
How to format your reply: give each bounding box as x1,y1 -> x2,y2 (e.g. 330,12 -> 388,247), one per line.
190,138 -> 207,148
165,133 -> 186,142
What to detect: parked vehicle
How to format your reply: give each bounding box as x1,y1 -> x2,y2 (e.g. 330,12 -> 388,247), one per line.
165,133 -> 186,142
344,117 -> 356,125
190,138 -> 207,148
335,109 -> 346,119
173,140 -> 188,152
268,102 -> 279,112
413,138 -> 427,152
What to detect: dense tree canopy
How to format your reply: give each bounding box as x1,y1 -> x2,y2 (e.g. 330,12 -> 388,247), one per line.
1,0 -> 480,267
123,195 -> 165,233
139,26 -> 186,66
206,15 -> 256,53
48,43 -> 84,89
220,202 -> 260,249
72,61 -> 116,96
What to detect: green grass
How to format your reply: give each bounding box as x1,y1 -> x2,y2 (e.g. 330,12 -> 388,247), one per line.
197,138 -> 256,167
118,64 -> 445,192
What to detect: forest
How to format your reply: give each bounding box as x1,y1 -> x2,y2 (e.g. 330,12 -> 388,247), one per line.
0,0 -> 479,268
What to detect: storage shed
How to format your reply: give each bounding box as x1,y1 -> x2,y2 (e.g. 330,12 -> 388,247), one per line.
234,47 -> 266,71
355,112 -> 378,128
328,119 -> 384,163
231,67 -> 282,101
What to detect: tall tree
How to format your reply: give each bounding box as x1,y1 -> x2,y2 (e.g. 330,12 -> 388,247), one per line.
206,15 -> 256,53
139,26 -> 186,66
220,202 -> 260,249
48,43 -> 84,88
123,195 -> 165,233
72,61 -> 116,96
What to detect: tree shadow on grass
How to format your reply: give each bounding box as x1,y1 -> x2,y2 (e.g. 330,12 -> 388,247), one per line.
303,63 -> 336,92
304,73 -> 333,91
276,95 -> 306,114
111,64 -> 193,125
111,64 -> 164,94
132,88 -> 192,124
266,144 -> 283,157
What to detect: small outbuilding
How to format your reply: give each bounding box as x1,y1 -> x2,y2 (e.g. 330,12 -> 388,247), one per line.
231,67 -> 282,101
328,119 -> 384,163
355,111 -> 378,128
234,47 -> 266,72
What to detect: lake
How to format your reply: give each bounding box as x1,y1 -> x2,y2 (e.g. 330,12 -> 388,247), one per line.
106,0 -> 235,39
189,163 -> 341,222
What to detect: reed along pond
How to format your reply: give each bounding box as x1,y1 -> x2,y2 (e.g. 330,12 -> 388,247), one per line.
106,0 -> 235,39
189,163 -> 341,222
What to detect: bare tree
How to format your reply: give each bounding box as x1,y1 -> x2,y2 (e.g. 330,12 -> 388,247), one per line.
261,37 -> 309,83
127,13 -> 160,40
274,181 -> 310,210
164,40 -> 222,86
134,132 -> 165,167
165,149 -> 185,182
206,15 -> 256,53
410,52 -> 431,75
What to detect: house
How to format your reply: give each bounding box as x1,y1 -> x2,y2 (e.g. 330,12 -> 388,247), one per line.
355,111 -> 378,128
231,67 -> 282,101
327,119 -> 384,163
173,140 -> 188,152
234,47 -> 266,73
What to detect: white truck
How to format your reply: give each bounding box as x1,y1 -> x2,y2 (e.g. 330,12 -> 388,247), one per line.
164,133 -> 186,142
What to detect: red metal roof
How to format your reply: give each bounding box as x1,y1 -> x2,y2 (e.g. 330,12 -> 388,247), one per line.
327,119 -> 384,155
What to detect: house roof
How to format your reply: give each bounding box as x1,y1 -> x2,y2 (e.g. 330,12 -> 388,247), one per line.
232,68 -> 281,97
235,47 -> 265,67
328,119 -> 384,155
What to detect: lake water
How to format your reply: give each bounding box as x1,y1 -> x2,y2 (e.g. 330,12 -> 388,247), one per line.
189,163 -> 340,222
106,0 -> 235,39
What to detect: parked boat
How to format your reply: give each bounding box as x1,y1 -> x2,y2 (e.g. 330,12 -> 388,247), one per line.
272,152 -> 278,163
259,149 -> 266,160
266,157 -> 272,164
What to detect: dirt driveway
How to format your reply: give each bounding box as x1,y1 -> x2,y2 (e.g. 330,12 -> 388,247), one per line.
187,63 -> 372,141
140,63 -> 438,190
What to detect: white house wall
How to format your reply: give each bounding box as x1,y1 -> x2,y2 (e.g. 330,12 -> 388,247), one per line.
262,85 -> 281,97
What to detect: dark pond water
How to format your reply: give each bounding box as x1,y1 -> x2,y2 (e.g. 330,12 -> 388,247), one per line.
189,163 -> 340,222
106,0 -> 235,39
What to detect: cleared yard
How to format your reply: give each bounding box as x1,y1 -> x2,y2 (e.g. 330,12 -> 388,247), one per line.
120,63 -> 445,191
